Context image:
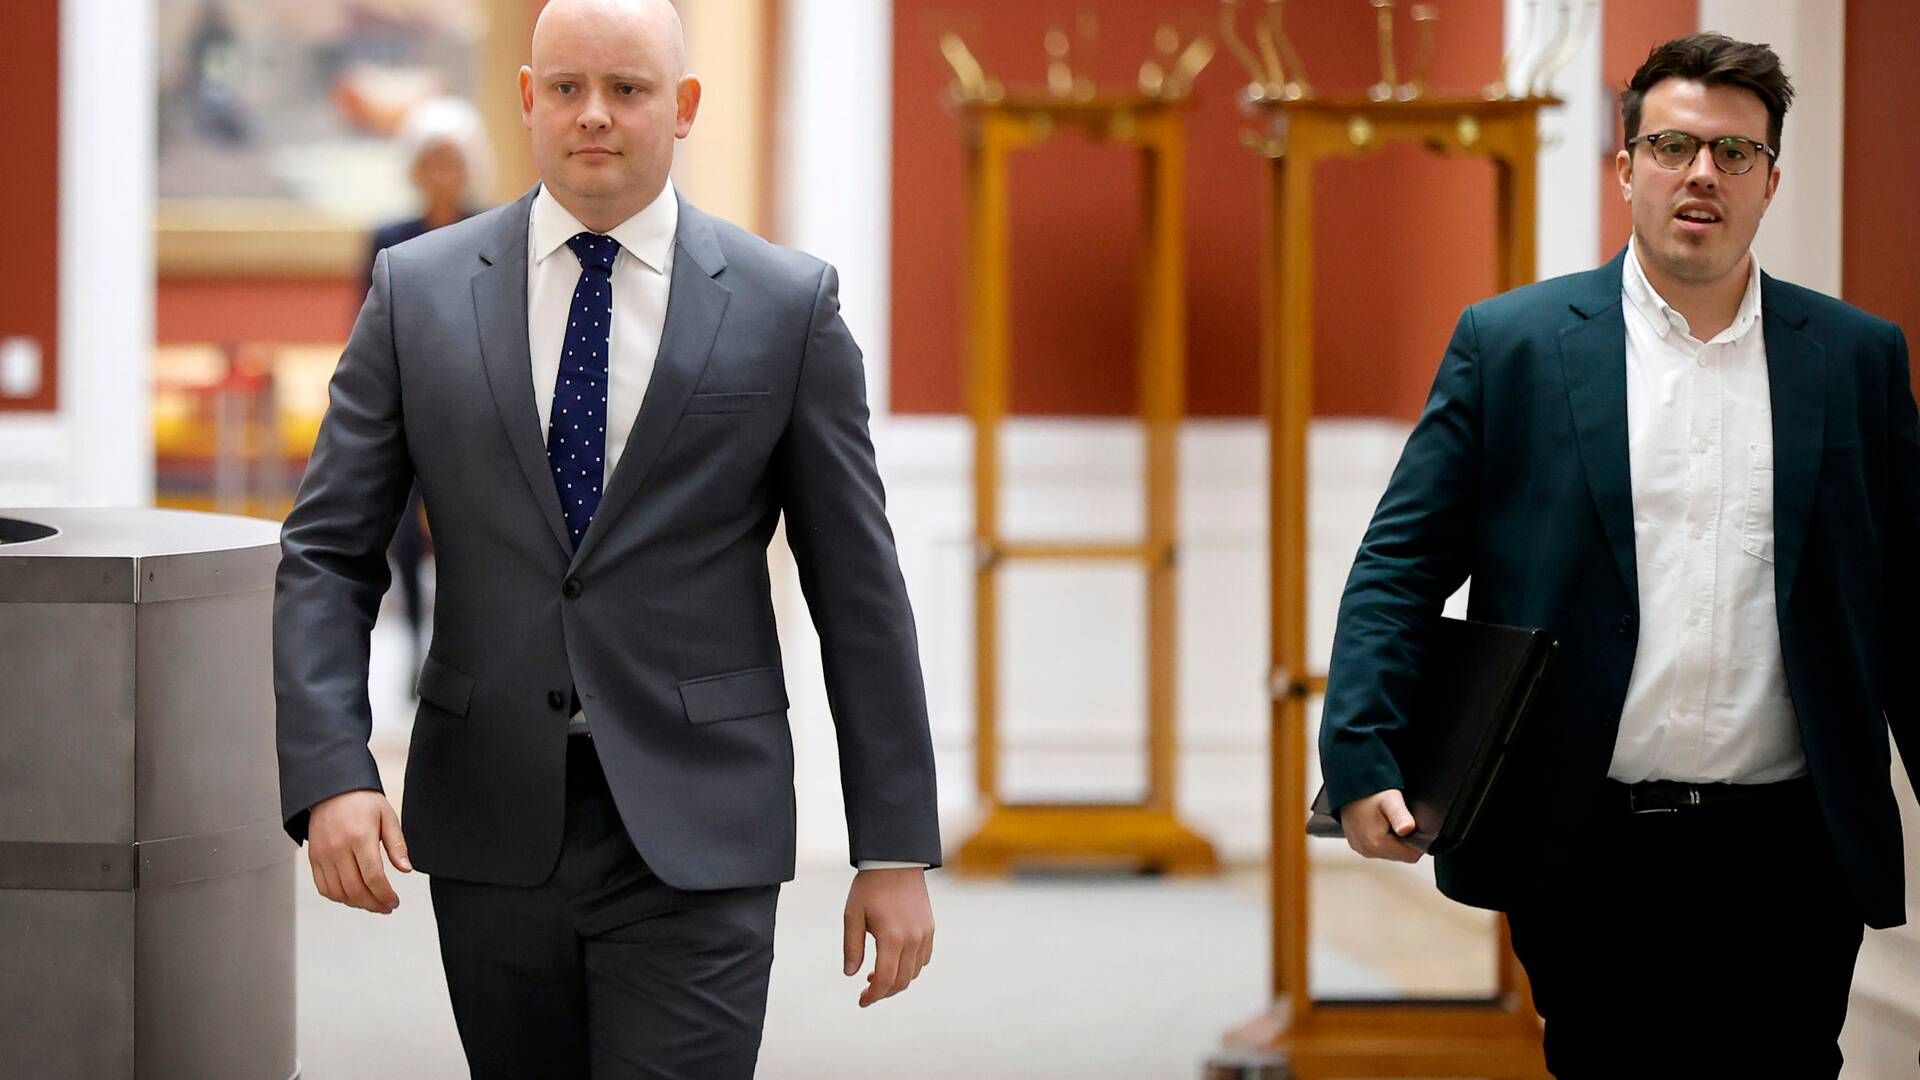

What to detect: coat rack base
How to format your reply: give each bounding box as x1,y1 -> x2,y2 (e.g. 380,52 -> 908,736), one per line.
955,803 -> 1219,876
1213,997 -> 1549,1079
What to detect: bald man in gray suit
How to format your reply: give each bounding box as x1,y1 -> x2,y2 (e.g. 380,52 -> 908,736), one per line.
272,1 -> 939,1075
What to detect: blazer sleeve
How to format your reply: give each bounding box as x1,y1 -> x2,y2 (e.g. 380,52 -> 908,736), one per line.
272,249 -> 416,844
776,263 -> 942,869
1318,305 -> 1485,813
1880,323 -> 1920,796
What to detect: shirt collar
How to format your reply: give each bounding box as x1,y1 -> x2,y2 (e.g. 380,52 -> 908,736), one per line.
1622,236 -> 1763,345
530,179 -> 678,275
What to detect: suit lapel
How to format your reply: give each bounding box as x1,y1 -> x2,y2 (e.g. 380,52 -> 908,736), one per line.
1558,252 -> 1639,606
1761,276 -> 1825,617
571,198 -> 732,568
472,187 -> 573,555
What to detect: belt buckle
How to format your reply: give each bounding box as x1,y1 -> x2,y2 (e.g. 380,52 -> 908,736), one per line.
1628,783 -> 1700,814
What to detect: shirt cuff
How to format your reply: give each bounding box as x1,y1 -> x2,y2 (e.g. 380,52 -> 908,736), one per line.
855,860 -> 929,871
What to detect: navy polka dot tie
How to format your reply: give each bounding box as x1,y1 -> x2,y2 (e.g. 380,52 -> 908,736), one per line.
547,231 -> 620,548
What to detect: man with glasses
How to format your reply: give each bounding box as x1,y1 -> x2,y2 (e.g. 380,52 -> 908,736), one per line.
1319,32 -> 1917,1077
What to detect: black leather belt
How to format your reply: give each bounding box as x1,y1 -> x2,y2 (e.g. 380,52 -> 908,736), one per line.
1609,776 -> 1809,815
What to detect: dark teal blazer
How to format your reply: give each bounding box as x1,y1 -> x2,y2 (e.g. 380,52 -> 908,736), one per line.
1319,248 -> 1919,929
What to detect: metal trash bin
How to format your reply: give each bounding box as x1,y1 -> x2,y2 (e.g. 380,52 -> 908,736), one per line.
0,508 -> 296,1079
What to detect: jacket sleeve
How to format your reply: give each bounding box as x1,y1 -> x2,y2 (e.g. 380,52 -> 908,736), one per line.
1881,323 -> 1920,797
776,263 -> 942,869
1318,305 -> 1485,813
272,249 -> 415,844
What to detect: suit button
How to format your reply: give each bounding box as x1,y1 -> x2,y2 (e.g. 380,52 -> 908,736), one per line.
562,577 -> 582,599
547,690 -> 566,711
1617,615 -> 1636,638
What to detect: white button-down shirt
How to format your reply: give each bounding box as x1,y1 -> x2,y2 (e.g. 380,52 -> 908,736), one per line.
1610,240 -> 1806,785
527,180 -> 678,489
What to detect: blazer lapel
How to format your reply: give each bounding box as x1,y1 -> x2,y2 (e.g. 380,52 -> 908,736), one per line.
1761,276 -> 1825,617
571,198 -> 732,567
472,187 -> 573,555
1558,252 -> 1639,606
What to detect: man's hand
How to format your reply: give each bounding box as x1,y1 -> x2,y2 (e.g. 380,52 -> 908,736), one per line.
1340,788 -> 1424,863
842,867 -> 934,1008
306,789 -> 411,914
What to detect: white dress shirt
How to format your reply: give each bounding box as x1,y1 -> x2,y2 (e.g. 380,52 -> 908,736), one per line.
525,183 -> 921,870
1610,240 -> 1807,785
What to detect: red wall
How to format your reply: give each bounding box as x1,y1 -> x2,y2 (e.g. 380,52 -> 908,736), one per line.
0,0 -> 61,412
1600,1 -> 1701,255
1843,0 -> 1920,355
891,1 -> 1505,420
157,279 -> 366,346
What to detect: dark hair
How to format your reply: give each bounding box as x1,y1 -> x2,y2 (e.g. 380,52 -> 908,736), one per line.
1622,32 -> 1794,153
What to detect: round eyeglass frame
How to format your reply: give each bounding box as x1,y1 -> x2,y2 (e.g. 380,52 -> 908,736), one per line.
1626,129 -> 1777,176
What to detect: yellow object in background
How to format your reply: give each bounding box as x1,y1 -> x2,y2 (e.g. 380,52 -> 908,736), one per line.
153,342 -> 343,518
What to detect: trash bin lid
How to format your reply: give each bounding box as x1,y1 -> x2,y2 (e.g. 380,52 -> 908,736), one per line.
0,508 -> 281,603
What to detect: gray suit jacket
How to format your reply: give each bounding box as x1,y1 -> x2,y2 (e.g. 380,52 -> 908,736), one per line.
274,187 -> 941,889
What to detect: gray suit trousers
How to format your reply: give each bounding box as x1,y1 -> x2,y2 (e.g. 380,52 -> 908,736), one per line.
430,736 -> 779,1079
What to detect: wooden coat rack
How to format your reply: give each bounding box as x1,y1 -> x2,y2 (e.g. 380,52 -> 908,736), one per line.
1233,94 -> 1557,1078
954,95 -> 1217,876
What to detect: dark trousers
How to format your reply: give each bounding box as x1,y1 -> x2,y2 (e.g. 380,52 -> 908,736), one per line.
429,736 -> 780,1079
1506,778 -> 1864,1079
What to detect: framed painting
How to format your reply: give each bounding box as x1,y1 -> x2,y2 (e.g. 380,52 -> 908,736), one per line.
155,0 -> 533,276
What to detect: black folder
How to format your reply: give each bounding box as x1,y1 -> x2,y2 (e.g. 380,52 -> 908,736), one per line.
1307,618 -> 1556,855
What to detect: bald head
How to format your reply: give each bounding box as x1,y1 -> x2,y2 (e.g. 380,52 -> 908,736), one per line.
533,0 -> 686,81
519,0 -> 700,233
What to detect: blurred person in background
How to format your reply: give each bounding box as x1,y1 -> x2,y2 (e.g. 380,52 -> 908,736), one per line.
364,96 -> 495,688
275,1 -> 940,1076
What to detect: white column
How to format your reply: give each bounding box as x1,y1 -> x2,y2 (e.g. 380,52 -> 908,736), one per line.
777,0 -> 892,421
1696,0 -> 1845,294
59,0 -> 155,506
1509,0 -> 1607,280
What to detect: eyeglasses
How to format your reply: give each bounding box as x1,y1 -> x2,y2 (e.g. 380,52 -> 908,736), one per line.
1626,129 -> 1776,176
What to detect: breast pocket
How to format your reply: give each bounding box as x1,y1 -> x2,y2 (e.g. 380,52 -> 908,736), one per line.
682,391 -> 771,415
1741,443 -> 1774,563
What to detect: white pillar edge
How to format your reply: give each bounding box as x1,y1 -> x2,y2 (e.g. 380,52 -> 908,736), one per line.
1511,0 -> 1608,281
58,0 -> 156,506
777,0 -> 893,429
1696,0 -> 1845,295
